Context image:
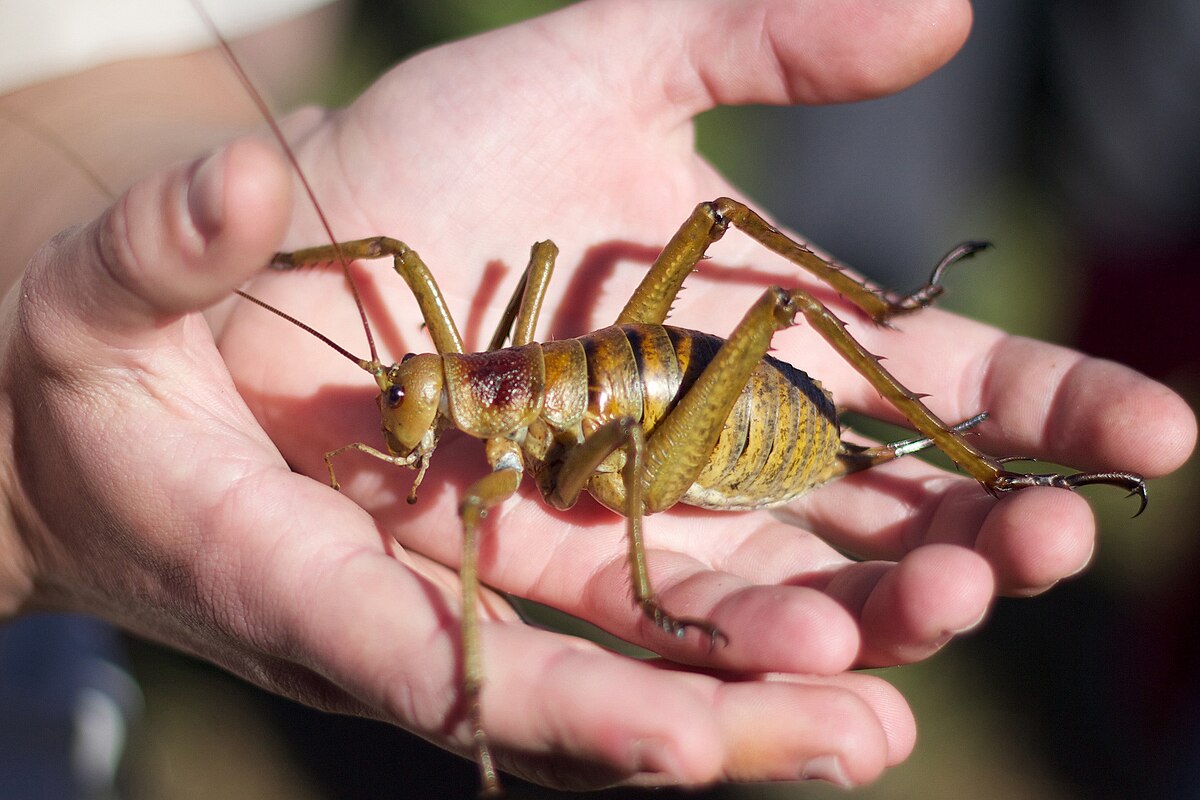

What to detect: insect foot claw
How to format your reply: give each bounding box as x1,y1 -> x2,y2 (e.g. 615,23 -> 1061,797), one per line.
640,599 -> 728,652
880,240 -> 993,320
988,468 -> 1149,518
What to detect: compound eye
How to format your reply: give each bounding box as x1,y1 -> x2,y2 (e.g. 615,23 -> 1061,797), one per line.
386,384 -> 405,408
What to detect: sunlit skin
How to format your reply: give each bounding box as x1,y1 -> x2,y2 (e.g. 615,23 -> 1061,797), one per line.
0,0 -> 1194,793
259,195 -> 1149,794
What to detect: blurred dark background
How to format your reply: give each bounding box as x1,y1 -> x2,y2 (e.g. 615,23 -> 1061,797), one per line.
6,1 -> 1196,798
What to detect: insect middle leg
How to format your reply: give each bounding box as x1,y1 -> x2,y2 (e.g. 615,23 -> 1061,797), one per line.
543,417 -> 724,643
486,240 -> 559,350
615,197 -> 969,328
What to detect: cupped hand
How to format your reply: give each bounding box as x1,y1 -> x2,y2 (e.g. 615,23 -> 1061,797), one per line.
1,139 -> 910,791
222,0 -> 1192,659
4,0 -> 1196,793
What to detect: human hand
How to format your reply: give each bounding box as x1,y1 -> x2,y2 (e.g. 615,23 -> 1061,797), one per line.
3,0 -> 1195,794
0,138 -> 913,792
222,0 -> 1193,655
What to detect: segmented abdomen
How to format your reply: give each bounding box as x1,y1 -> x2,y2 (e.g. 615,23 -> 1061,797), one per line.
533,323 -> 842,511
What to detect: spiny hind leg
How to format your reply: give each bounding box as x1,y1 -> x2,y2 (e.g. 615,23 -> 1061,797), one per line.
787,288 -> 1147,509
616,197 -> 985,326
990,459 -> 1147,516
707,198 -> 989,323
639,288 -> 804,512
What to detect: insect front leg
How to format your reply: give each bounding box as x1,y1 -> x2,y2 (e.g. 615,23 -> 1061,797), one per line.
457,446 -> 524,797
273,237 -> 466,355
323,442 -> 431,503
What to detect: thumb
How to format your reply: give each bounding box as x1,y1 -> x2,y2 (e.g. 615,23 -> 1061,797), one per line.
557,0 -> 973,116
23,136 -> 292,348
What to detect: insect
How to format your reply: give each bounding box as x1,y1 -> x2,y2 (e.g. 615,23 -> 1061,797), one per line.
142,4 -> 1153,797
238,203 -> 1148,795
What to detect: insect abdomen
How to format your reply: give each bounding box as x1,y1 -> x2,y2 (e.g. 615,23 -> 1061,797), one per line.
663,328 -> 842,510
532,323 -> 842,512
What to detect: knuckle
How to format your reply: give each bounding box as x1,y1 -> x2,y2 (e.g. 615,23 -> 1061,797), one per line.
14,226 -> 88,369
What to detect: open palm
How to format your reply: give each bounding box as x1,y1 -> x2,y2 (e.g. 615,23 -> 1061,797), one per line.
7,0 -> 1195,792
223,0 -> 1191,669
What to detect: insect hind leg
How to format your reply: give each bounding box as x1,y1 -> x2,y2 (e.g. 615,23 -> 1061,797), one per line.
542,417 -> 725,649
786,287 -> 1149,511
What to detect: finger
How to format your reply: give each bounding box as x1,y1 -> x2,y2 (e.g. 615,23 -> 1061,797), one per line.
780,453 -> 1100,595
9,136 -> 305,618
611,563 -> 864,675
22,136 -> 291,350
713,671 -> 911,785
480,628 -> 910,789
395,471 -> 994,669
476,503 -> 863,675
559,0 -> 973,114
816,543 -> 993,665
245,519 -> 733,790
400,452 -> 1020,663
972,336 -> 1196,477
813,309 -> 1196,478
172,468 -> 449,715
669,515 -> 997,663
342,446 -> 866,677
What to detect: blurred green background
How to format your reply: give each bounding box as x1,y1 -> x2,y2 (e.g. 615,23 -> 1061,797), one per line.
115,2 -> 1199,799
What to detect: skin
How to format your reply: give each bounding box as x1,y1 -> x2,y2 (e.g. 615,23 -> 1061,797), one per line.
0,0 -> 1195,790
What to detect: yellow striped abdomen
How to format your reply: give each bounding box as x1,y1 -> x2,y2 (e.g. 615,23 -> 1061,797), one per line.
526,324 -> 842,512
666,329 -> 842,510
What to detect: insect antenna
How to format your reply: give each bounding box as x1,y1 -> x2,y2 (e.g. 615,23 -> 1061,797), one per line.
0,107 -> 116,201
188,0 -> 381,366
234,288 -> 374,372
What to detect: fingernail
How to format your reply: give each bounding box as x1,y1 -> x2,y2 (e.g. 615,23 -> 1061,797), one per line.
801,754 -> 852,788
929,632 -> 955,651
951,606 -> 989,636
631,738 -> 685,781
187,150 -> 225,240
933,607 -> 990,650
